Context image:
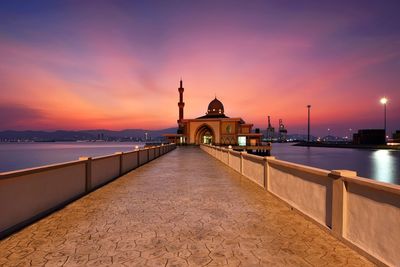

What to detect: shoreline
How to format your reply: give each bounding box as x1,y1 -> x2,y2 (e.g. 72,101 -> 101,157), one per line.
294,142 -> 400,150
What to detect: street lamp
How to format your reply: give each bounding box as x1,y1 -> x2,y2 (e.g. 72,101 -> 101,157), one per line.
380,97 -> 388,138
307,105 -> 311,143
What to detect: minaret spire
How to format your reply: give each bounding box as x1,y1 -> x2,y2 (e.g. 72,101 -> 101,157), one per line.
177,79 -> 185,133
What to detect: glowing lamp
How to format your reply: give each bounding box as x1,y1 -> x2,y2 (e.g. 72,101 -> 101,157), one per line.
380,97 -> 388,105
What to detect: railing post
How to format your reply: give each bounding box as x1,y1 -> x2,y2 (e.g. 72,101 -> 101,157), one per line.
79,157 -> 92,192
330,169 -> 356,237
115,152 -> 123,176
240,151 -> 246,174
135,146 -> 140,167
263,156 -> 275,190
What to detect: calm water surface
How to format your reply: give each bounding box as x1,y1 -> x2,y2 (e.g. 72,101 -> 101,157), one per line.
271,143 -> 400,185
0,142 -> 143,173
0,142 -> 399,185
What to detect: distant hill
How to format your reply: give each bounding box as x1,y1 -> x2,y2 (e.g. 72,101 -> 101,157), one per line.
0,128 -> 177,142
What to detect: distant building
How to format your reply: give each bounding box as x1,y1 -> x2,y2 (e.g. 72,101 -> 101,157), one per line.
393,130 -> 400,142
164,80 -> 262,145
353,129 -> 386,145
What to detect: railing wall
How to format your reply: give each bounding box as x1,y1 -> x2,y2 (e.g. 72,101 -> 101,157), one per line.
139,149 -> 149,165
0,143 -> 176,239
92,155 -> 121,188
268,159 -> 331,227
121,151 -> 139,174
200,144 -> 400,267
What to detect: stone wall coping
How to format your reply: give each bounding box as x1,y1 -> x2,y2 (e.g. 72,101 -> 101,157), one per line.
343,175 -> 400,196
0,160 -> 86,180
268,158 -> 331,177
122,150 -> 139,155
241,152 -> 264,162
228,150 -> 241,156
92,153 -> 122,161
0,144 -> 173,180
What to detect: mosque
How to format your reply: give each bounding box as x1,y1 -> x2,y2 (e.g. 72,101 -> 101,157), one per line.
164,80 -> 262,146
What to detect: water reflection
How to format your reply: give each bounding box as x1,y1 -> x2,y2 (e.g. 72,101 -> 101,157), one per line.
271,143 -> 400,185
371,150 -> 396,184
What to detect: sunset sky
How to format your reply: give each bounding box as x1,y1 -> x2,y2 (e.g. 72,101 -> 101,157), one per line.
0,1 -> 399,136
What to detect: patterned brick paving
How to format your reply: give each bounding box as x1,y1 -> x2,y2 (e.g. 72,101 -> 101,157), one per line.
0,147 -> 374,266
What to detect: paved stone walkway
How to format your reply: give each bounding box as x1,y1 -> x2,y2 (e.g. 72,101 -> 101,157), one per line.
0,147 -> 374,266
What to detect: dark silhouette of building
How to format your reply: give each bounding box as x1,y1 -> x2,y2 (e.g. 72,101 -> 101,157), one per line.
353,129 -> 386,145
393,130 -> 400,142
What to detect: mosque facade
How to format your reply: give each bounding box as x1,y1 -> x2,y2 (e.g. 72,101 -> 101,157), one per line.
165,80 -> 261,146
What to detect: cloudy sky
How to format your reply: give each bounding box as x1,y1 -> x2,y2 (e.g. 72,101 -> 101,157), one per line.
0,0 -> 399,136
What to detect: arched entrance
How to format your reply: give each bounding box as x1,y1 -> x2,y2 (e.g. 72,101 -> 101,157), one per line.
195,124 -> 215,145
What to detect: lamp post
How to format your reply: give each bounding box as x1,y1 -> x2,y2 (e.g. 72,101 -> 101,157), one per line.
380,97 -> 388,139
307,105 -> 311,143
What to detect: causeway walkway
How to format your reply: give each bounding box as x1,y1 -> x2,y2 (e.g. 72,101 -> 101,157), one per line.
0,147 -> 373,266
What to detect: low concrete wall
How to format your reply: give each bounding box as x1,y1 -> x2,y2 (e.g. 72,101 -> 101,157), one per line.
0,143 -> 176,239
228,151 -> 241,173
121,151 -> 138,174
343,176 -> 400,267
92,155 -> 121,188
268,159 -> 331,226
148,147 -> 156,161
221,150 -> 229,165
0,162 -> 86,237
242,153 -> 265,188
200,144 -> 400,267
139,149 -> 149,165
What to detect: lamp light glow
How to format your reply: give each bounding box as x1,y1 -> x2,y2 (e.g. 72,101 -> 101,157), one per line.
380,96 -> 388,141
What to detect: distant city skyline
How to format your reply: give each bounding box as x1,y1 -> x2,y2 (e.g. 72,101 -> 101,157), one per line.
0,1 -> 399,136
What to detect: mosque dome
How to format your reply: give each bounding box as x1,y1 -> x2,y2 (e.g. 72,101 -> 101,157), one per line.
207,98 -> 224,115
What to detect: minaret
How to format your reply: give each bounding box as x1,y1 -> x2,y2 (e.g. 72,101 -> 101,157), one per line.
177,79 -> 185,132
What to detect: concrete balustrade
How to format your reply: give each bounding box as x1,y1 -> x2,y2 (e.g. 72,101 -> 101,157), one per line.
155,146 -> 160,158
201,144 -> 400,267
268,158 -> 332,227
0,161 -> 86,238
241,152 -> 265,187
148,147 -> 156,161
139,148 -> 149,165
340,175 -> 400,267
121,151 -> 139,174
228,150 -> 241,173
0,143 -> 176,239
91,154 -> 121,188
221,149 -> 229,164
